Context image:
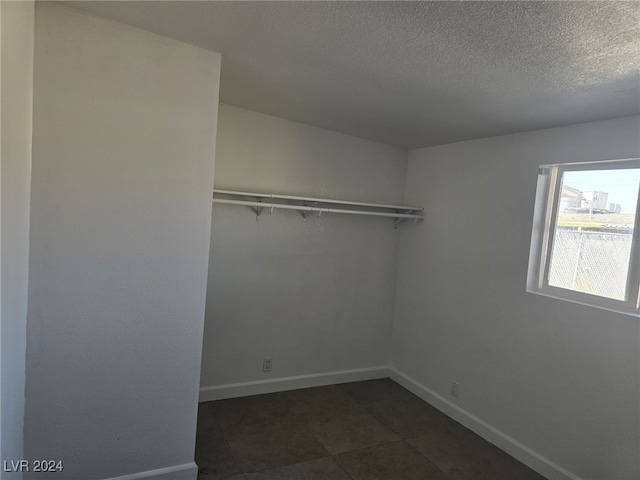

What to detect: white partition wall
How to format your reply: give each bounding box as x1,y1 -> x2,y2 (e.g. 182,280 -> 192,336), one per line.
1,1 -> 35,474
24,4 -> 220,479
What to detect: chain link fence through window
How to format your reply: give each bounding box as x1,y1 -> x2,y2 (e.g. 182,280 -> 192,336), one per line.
548,229 -> 633,301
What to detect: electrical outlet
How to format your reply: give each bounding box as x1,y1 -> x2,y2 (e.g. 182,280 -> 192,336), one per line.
450,380 -> 460,398
263,357 -> 272,372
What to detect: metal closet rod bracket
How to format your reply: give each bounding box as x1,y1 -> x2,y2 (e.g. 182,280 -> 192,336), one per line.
212,189 -> 424,226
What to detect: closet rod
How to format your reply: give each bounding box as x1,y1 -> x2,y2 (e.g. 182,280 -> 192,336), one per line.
213,189 -> 423,213
212,198 -> 423,220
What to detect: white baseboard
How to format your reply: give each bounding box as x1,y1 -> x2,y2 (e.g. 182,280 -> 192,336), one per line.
388,367 -> 582,480
199,366 -> 390,402
103,462 -> 197,480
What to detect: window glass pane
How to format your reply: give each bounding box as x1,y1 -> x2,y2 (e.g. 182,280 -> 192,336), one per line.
547,168 -> 640,300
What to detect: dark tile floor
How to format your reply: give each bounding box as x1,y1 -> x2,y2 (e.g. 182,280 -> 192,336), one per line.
196,378 -> 546,480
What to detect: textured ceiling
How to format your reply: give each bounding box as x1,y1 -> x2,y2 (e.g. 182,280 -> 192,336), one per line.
60,1 -> 640,149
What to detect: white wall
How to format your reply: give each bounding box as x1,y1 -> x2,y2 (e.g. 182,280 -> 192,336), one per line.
200,104 -> 407,397
24,4 -> 220,479
392,116 -> 640,480
1,1 -> 34,474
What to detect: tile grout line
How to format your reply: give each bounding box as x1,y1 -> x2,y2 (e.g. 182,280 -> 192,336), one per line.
239,455 -> 338,479
270,383 -> 408,478
403,436 -> 453,478
199,403 -> 246,479
330,454 -> 356,480
291,402 -> 333,462
331,438 -> 409,457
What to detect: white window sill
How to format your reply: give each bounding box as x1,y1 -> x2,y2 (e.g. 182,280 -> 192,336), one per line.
527,287 -> 640,318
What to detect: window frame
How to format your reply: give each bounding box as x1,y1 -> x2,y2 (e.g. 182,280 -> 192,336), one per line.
527,158 -> 640,317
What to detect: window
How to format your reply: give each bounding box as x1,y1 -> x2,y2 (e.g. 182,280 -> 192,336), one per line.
527,158 -> 640,316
